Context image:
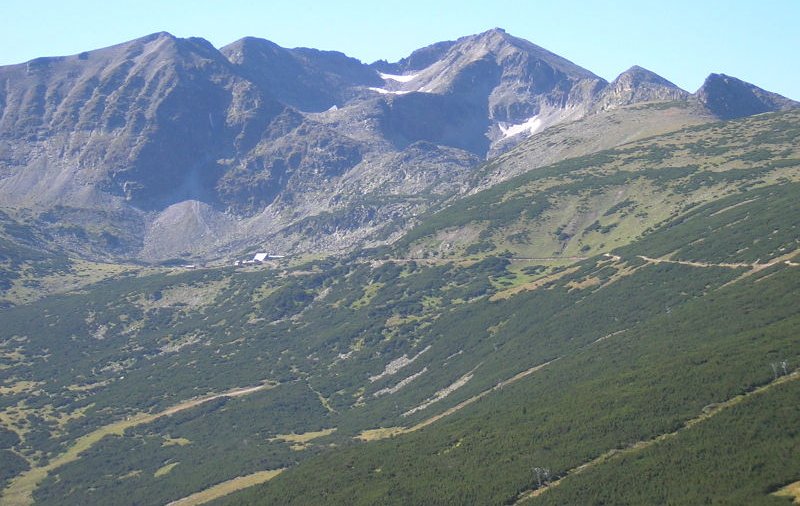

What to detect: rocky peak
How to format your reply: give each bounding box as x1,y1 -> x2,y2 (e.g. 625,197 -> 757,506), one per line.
367,27 -> 603,130
594,65 -> 689,111
222,37 -> 379,112
614,65 -> 682,88
372,40 -> 456,74
695,73 -> 799,120
470,28 -> 599,80
221,36 -> 283,65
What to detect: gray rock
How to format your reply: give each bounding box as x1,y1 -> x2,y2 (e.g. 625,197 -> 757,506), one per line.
594,65 -> 689,111
695,73 -> 799,120
0,29 -> 796,262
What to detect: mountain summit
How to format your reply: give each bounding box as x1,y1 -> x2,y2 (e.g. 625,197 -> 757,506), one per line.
594,65 -> 689,110
696,73 -> 798,119
366,28 -> 605,148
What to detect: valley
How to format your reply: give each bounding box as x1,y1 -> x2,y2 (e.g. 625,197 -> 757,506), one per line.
1,27 -> 799,506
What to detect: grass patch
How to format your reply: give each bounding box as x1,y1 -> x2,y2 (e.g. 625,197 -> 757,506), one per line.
166,469 -> 285,506
773,480 -> 800,503
356,427 -> 407,441
154,462 -> 179,478
271,428 -> 337,450
351,283 -> 384,309
162,436 -> 191,447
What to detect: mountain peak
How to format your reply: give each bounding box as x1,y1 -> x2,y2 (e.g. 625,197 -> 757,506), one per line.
613,65 -> 684,90
593,65 -> 688,111
474,27 -> 509,41
456,29 -> 601,84
696,73 -> 799,120
145,31 -> 176,41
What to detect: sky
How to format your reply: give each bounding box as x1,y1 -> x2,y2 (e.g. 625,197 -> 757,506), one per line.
0,0 -> 798,99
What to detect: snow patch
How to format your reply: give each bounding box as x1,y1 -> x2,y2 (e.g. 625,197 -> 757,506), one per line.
499,115 -> 543,138
379,72 -> 419,83
368,87 -> 412,95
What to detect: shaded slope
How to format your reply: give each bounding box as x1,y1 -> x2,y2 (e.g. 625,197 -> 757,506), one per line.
0,32 -> 286,210
697,73 -> 799,120
221,37 -> 381,112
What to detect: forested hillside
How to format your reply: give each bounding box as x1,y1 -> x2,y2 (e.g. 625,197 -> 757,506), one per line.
228,181 -> 800,505
2,110 -> 799,505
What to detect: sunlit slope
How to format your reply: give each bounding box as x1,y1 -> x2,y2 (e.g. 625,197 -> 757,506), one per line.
2,110 -> 799,505
400,109 -> 800,260
225,181 -> 800,506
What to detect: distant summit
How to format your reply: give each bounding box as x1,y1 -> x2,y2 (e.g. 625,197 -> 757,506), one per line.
696,73 -> 799,120
594,65 -> 689,110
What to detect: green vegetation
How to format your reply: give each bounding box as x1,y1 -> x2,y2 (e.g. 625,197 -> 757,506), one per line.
399,109 -> 800,261
1,110 -> 799,505
535,378 -> 800,505
224,183 -> 800,505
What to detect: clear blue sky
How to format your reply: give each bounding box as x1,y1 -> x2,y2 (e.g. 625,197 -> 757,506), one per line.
1,0 -> 798,99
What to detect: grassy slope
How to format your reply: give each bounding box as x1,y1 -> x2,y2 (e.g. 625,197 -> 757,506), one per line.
1,110 -> 799,505
400,109 -> 800,260
225,182 -> 800,506
481,100 -> 715,182
0,210 -> 150,307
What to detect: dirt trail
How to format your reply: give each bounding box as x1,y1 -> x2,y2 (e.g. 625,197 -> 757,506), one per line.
1,381 -> 277,506
637,255 -> 756,269
637,251 -> 799,271
514,371 -> 800,504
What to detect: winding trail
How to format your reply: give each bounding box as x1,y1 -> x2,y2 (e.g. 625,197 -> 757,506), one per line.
1,381 -> 277,506
514,370 -> 800,504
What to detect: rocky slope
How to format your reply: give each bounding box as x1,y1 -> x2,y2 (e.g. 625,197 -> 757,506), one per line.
593,65 -> 689,111
0,29 -> 796,262
696,72 -> 799,119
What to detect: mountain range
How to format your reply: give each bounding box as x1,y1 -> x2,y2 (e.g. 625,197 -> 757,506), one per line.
1,28 -> 800,506
0,28 -> 796,262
